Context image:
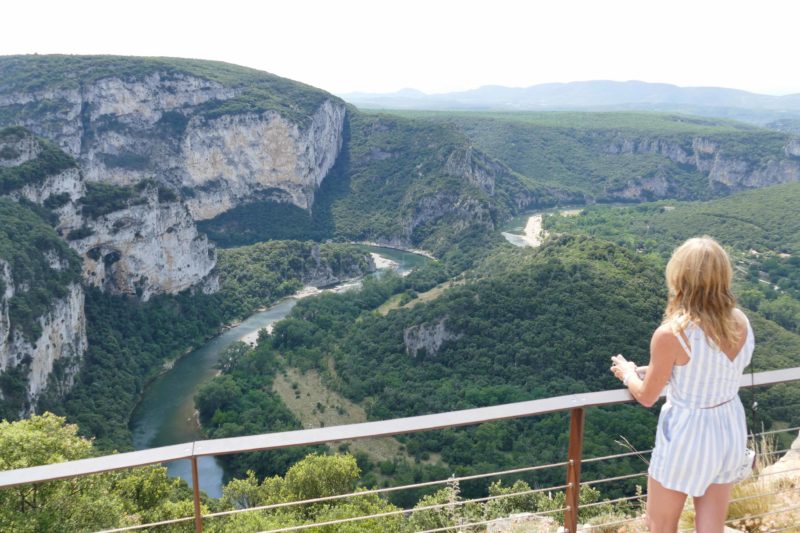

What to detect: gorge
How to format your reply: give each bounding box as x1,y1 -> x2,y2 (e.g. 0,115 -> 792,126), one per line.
0,54 -> 799,531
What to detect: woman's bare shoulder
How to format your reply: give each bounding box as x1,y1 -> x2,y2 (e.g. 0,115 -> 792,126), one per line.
651,323 -> 683,354
733,307 -> 751,328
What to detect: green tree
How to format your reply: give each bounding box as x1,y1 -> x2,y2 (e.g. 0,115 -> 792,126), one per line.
0,413 -> 201,532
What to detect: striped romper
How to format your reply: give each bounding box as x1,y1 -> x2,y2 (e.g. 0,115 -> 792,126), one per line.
648,315 -> 755,496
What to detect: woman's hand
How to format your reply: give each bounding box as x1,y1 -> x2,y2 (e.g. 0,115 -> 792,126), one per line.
610,354 -> 637,383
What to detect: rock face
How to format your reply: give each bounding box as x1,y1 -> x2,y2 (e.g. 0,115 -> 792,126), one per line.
604,134 -> 800,198
302,244 -> 376,287
1,128 -> 217,300
403,191 -> 497,242
445,148 -> 498,196
762,430 -> 800,481
0,261 -> 86,414
0,71 -> 346,221
182,100 -> 345,220
403,316 -> 462,358
67,188 -> 216,300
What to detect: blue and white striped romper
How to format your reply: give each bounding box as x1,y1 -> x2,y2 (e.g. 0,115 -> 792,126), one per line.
648,314 -> 754,496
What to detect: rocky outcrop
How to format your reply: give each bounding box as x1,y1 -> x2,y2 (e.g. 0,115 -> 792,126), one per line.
762,430 -> 800,481
66,188 -> 216,300
604,134 -> 800,198
0,72 -> 346,220
302,244 -> 376,287
403,192 -> 497,244
445,148 -> 498,196
0,260 -> 86,414
0,129 -> 42,167
786,139 -> 800,157
11,167 -> 85,209
403,316 -> 462,358
181,100 -> 345,219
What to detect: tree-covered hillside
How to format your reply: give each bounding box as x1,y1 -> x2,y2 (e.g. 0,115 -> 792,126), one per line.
197,230 -> 800,505
545,181 -> 800,257
543,183 -> 800,443
197,238 -> 667,499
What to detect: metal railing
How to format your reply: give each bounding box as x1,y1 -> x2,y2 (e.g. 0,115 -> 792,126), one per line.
1,367 -> 799,532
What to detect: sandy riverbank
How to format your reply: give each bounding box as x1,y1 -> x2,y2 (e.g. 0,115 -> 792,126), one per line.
521,214 -> 547,247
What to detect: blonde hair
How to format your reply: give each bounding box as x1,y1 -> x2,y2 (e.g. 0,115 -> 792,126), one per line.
663,236 -> 740,348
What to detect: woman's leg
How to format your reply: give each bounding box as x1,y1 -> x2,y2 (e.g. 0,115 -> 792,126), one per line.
693,482 -> 733,533
647,477 -> 688,532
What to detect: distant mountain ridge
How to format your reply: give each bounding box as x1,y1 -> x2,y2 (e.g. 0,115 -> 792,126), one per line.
340,81 -> 800,131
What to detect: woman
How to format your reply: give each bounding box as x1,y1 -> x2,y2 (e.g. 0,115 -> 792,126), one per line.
610,236 -> 754,532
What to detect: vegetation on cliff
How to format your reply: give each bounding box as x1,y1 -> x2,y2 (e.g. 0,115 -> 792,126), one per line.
0,199 -> 82,343
0,127 -> 76,195
391,110 -> 796,200
0,55 -> 335,125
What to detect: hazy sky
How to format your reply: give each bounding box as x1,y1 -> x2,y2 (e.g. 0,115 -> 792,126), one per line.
3,0 -> 799,95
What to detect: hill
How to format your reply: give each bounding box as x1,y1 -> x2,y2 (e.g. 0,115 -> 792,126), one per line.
388,110 -> 800,203
341,80 -> 800,130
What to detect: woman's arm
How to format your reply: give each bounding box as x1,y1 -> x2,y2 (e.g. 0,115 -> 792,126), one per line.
611,325 -> 679,408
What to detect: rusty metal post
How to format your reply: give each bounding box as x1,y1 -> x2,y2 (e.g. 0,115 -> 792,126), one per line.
191,457 -> 203,533
564,407 -> 585,533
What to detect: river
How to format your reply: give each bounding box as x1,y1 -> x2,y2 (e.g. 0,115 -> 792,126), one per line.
501,208 -> 583,248
129,245 -> 428,498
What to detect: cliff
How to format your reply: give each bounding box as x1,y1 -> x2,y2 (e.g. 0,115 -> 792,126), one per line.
1,127 -> 217,299
0,280 -> 86,413
0,199 -> 86,417
603,134 -> 800,198
0,55 -> 347,222
403,316 -> 462,358
67,186 -> 216,299
401,112 -> 800,207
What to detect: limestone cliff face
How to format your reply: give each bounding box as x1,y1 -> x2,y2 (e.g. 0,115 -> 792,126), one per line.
445,148 -> 498,196
391,148 -> 502,247
604,135 -> 800,198
11,167 -> 84,208
0,72 -> 346,219
66,188 -> 216,300
403,191 -> 496,244
403,316 -> 462,358
181,100 -> 345,219
0,73 -> 234,161
0,261 -> 86,414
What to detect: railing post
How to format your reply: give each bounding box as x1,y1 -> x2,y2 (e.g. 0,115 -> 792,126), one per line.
191,456 -> 203,533
564,407 -> 585,533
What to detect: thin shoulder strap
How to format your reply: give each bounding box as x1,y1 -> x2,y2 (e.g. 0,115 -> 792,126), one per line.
672,320 -> 692,357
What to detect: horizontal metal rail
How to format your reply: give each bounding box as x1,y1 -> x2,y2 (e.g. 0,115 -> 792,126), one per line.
1,366 -> 799,533
2,366 -> 798,490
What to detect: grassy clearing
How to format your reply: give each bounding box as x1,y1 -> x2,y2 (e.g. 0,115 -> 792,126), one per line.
273,367 -> 442,466
377,279 -> 464,316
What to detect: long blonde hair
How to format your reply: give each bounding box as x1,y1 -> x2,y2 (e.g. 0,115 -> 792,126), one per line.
663,236 -> 740,348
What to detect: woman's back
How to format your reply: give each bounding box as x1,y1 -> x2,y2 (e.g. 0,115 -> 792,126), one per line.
668,312 -> 754,409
